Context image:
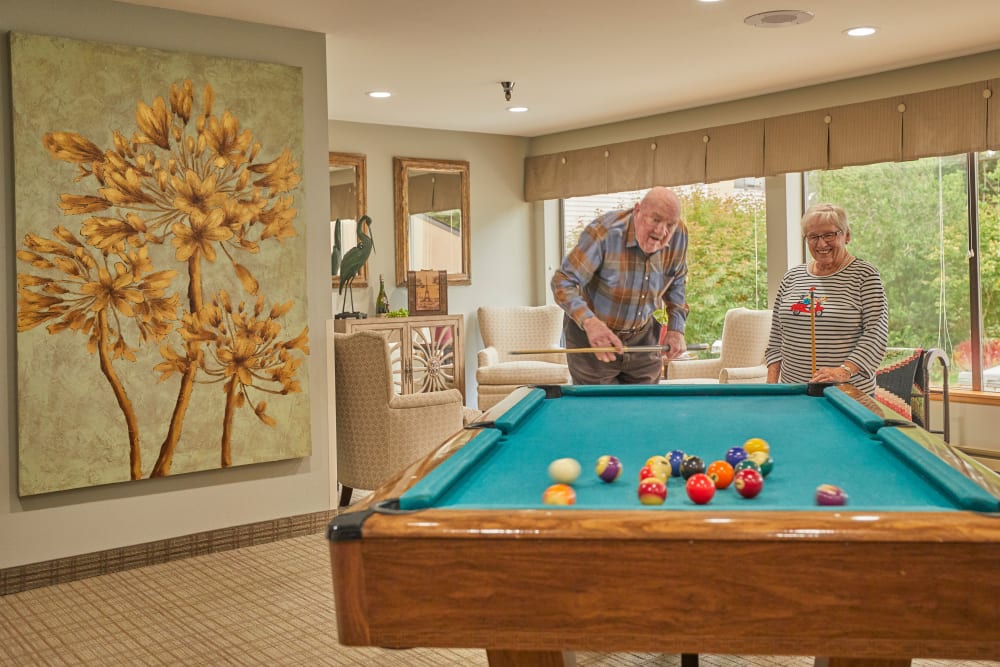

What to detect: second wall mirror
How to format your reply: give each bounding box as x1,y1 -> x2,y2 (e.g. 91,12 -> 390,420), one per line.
393,156 -> 470,286
329,152 -> 368,289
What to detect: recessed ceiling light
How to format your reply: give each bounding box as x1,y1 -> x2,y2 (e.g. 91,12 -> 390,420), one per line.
744,10 -> 814,28
367,91 -> 391,98
507,106 -> 529,113
844,26 -> 878,37
698,0 -> 723,3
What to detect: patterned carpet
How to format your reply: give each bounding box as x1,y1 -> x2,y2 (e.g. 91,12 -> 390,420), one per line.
1,533 -> 997,667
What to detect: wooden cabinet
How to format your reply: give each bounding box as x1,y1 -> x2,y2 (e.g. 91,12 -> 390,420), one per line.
334,314 -> 464,398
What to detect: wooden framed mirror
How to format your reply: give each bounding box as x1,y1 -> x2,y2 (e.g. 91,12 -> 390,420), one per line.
329,152 -> 368,289
393,156 -> 470,286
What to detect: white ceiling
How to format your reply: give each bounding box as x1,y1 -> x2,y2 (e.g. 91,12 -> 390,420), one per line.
117,0 -> 1000,137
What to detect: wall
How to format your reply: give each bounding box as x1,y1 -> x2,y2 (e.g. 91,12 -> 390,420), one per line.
1,0 -> 332,568
327,120 -> 533,407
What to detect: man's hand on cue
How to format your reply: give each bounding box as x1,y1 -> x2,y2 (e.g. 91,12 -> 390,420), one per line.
661,329 -> 687,361
582,317 -> 622,363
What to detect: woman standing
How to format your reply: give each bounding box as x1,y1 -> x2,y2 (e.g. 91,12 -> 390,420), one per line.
765,203 -> 888,395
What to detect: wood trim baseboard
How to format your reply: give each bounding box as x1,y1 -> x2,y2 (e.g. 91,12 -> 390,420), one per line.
0,509 -> 337,597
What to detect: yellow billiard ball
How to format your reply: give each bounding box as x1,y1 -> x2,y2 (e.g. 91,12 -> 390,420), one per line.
743,437 -> 770,456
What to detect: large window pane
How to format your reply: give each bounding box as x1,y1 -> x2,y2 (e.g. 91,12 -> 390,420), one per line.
977,151 -> 1000,389
560,181 -> 767,349
805,156 -> 987,390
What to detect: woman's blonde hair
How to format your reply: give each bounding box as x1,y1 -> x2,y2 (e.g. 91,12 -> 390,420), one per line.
801,203 -> 849,235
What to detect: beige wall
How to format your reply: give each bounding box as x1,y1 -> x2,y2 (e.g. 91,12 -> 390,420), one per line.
1,0 -> 333,568
327,120 -> 533,406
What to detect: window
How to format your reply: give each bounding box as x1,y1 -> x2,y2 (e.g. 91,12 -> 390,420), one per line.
805,152 -> 1000,392
560,182 -> 767,348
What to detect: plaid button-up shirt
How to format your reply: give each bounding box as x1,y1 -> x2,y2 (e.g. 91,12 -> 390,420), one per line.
552,208 -> 689,333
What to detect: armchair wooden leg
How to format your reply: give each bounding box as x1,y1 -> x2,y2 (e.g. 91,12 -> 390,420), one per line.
338,485 -> 353,507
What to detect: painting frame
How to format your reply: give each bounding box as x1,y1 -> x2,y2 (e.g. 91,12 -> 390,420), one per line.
407,270 -> 448,316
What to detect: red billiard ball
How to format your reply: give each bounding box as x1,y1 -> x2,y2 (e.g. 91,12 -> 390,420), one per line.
815,483 -> 848,506
638,478 -> 667,505
706,460 -> 734,489
685,473 -> 716,504
733,469 -> 764,499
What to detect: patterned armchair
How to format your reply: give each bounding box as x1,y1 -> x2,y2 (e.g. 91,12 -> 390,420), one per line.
476,304 -> 572,410
334,331 -> 465,506
664,307 -> 772,384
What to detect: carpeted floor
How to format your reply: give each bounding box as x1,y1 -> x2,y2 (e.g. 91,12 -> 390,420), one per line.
1,532 -> 997,667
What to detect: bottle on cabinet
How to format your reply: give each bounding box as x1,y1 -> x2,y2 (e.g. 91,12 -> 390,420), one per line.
375,274 -> 390,315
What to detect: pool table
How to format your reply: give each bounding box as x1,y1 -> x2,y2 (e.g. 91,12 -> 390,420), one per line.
327,383 -> 1000,667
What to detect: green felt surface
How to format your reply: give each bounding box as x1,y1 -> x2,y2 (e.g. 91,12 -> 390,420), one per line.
399,384 -> 995,512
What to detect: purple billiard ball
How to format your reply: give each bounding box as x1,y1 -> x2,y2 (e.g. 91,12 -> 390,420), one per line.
815,483 -> 848,506
725,446 -> 748,468
596,455 -> 623,483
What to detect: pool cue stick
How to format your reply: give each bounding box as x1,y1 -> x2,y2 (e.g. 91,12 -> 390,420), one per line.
510,345 -> 669,355
510,343 -> 709,356
809,287 -> 817,374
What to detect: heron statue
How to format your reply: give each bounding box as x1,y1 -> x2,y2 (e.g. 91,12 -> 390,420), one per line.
337,215 -> 374,318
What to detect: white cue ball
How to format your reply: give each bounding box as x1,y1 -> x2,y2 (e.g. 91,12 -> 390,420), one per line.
548,457 -> 582,484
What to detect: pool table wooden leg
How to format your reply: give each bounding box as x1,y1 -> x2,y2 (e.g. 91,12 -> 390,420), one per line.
815,658 -> 910,667
486,649 -> 576,667
681,653 -> 699,667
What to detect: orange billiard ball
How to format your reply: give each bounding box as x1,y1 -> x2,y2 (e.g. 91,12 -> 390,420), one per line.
706,460 -> 734,489
542,483 -> 576,505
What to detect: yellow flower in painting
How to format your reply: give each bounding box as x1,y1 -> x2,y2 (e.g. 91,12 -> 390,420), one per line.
79,266 -> 144,317
135,96 -> 172,150
204,111 -> 253,168
249,148 -> 301,194
169,80 -> 194,124
42,131 -> 104,164
258,195 -> 297,243
171,209 -> 233,262
58,194 -> 112,215
81,212 -> 147,251
100,167 -> 154,206
171,169 -> 223,216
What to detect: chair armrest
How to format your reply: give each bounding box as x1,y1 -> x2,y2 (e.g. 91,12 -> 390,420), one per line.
477,346 -> 500,368
719,365 -> 768,384
666,358 -> 723,380
389,388 -> 463,410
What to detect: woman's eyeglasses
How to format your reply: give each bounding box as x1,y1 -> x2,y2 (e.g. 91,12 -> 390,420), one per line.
805,231 -> 843,244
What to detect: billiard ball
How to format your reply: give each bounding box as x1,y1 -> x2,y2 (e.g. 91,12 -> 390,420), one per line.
667,449 -> 686,477
749,453 -> 774,477
644,455 -> 671,480
543,483 -> 576,505
725,446 -> 748,468
705,460 -> 734,489
685,473 -> 716,504
734,459 -> 761,474
596,455 -> 623,483
638,478 -> 667,505
733,469 -> 764,499
680,455 -> 706,480
548,458 -> 582,484
743,437 -> 770,456
815,483 -> 848,506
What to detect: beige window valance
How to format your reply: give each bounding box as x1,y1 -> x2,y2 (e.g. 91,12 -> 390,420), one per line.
524,79 -> 997,202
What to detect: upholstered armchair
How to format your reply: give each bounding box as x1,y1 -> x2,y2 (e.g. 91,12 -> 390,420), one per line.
476,304 -> 572,410
334,330 -> 465,506
664,307 -> 772,384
